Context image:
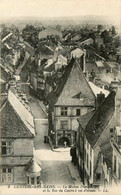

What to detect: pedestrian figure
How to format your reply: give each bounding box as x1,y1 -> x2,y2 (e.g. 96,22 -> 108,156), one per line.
44,136 -> 46,143
64,141 -> 67,148
70,147 -> 74,163
70,145 -> 77,165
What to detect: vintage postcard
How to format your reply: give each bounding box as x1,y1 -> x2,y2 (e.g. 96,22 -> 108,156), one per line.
0,0 -> 121,194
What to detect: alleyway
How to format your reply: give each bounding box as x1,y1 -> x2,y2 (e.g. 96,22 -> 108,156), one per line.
29,95 -> 81,185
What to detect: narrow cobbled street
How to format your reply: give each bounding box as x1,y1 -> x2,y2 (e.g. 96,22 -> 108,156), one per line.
29,95 -> 81,185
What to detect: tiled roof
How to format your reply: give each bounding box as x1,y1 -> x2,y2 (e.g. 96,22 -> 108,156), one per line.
47,58 -> 75,107
85,91 -> 116,148
70,47 -> 83,53
85,61 -> 100,74
8,88 -> 35,136
1,100 -> 34,138
1,66 -> 10,82
25,159 -> 42,174
55,59 -> 95,106
38,45 -> 54,56
38,27 -> 62,39
47,58 -> 95,107
77,110 -> 95,130
1,96 -> 7,108
44,62 -> 56,72
88,82 -> 109,97
1,83 -> 6,93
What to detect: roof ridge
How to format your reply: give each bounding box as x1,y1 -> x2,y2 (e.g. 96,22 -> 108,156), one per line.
74,59 -> 96,99
47,58 -> 75,107
85,91 -> 116,148
77,110 -> 95,130
55,58 -> 96,106
55,57 -> 75,98
1,97 -> 8,111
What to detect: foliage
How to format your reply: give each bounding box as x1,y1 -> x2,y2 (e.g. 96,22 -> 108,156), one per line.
22,25 -> 38,48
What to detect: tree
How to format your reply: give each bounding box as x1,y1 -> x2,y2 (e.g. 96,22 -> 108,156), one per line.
101,30 -> 112,43
10,24 -> 19,37
97,24 -> 103,31
22,25 -> 38,47
99,44 -> 108,59
111,26 -> 116,35
1,24 -> 10,39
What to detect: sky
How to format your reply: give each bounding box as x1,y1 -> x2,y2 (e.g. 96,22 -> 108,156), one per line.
0,0 -> 120,19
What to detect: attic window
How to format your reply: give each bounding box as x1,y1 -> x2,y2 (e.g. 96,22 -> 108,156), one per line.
79,94 -> 84,100
72,92 -> 85,100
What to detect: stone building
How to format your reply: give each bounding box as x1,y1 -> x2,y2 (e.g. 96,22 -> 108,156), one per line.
0,87 -> 41,185
76,91 -> 116,187
47,58 -> 95,148
110,85 -> 121,186
76,85 -> 121,187
38,27 -> 62,40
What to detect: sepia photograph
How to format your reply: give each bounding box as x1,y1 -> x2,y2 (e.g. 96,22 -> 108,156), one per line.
0,0 -> 121,194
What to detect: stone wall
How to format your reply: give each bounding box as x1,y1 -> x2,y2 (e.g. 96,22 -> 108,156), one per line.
1,138 -> 33,166
14,166 -> 28,184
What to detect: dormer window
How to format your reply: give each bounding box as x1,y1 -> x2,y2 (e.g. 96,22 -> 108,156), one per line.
79,93 -> 84,100
72,92 -> 85,100
61,107 -> 67,116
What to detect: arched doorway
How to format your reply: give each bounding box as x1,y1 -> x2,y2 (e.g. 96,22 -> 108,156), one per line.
58,137 -> 70,147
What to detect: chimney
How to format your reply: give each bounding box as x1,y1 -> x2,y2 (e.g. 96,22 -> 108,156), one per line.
80,52 -> 86,72
110,78 -> 119,90
95,78 -> 101,87
96,91 -> 105,109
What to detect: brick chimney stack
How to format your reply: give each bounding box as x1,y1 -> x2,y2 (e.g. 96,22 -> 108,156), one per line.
110,78 -> 119,90
96,91 -> 105,109
80,52 -> 86,72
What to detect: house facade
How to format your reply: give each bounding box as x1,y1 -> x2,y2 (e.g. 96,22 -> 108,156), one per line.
76,90 -> 117,187
76,84 -> 121,187
111,85 -> 121,186
80,38 -> 94,46
29,61 -> 46,100
48,58 -> 95,148
0,87 -> 41,185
